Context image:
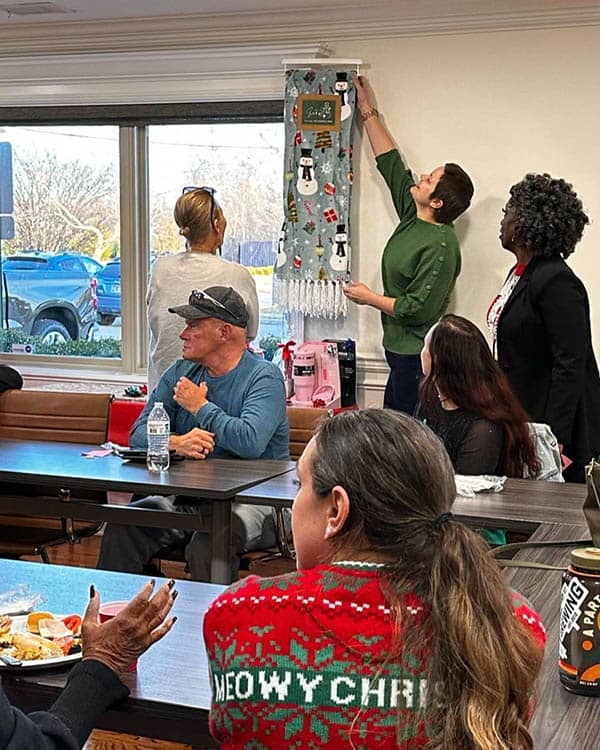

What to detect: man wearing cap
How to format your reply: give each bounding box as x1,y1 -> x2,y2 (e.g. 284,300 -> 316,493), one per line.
97,285 -> 290,581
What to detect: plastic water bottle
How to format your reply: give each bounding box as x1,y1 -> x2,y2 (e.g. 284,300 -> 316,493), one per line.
146,401 -> 170,473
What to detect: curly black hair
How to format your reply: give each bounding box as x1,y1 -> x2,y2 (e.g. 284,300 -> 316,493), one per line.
508,173 -> 589,259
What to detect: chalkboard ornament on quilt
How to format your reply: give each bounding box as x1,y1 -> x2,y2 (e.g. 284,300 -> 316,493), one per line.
297,94 -> 341,132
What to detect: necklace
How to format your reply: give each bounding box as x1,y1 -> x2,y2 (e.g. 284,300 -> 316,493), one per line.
332,560 -> 387,569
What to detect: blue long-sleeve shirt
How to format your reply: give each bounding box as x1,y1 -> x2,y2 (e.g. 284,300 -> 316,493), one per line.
130,351 -> 290,460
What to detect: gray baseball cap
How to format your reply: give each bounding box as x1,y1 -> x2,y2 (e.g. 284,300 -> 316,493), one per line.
168,286 -> 249,328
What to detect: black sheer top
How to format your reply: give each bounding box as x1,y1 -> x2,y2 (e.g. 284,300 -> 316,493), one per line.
419,397 -> 505,475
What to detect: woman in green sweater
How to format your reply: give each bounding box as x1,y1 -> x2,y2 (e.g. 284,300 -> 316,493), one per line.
344,76 -> 473,414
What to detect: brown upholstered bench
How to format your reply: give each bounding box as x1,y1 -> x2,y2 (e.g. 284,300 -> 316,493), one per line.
0,389 -> 112,561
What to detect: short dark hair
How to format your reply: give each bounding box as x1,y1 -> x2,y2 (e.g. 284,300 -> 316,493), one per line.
430,163 -> 474,224
508,173 -> 589,259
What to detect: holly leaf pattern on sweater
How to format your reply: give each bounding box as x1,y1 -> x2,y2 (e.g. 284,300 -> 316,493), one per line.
318,568 -> 375,592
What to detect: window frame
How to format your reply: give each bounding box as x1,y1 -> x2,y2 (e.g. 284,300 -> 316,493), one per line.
0,100 -> 285,378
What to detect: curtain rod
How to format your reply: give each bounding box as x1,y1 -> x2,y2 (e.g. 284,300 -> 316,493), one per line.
282,58 -> 362,70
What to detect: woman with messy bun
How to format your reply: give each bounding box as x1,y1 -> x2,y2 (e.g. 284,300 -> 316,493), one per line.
487,173 -> 600,481
147,187 -> 259,392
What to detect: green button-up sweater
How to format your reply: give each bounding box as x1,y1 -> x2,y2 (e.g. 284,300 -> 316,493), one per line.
376,149 -> 462,354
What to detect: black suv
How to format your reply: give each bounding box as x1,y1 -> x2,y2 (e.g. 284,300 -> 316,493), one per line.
1,253 -> 97,343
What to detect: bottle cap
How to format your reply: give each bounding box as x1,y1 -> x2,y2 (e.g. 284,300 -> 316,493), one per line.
571,547 -> 600,571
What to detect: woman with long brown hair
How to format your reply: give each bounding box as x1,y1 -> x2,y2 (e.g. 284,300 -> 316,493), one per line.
203,409 -> 545,749
419,313 -> 539,479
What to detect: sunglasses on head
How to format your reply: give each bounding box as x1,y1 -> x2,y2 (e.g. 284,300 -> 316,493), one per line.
189,288 -> 238,319
182,186 -> 217,228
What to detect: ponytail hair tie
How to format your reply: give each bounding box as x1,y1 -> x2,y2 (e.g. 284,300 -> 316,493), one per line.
433,512 -> 453,529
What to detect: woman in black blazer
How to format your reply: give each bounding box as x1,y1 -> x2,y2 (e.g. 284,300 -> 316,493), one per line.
488,173 -> 600,482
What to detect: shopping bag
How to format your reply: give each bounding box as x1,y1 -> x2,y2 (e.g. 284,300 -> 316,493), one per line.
583,458 -> 600,547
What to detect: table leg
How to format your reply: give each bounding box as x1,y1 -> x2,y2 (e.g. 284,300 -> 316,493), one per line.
210,500 -> 232,584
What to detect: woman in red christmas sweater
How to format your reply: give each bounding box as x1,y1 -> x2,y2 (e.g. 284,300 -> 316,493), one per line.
203,409 -> 545,749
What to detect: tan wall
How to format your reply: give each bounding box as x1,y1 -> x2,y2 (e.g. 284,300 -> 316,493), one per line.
307,26 -> 600,365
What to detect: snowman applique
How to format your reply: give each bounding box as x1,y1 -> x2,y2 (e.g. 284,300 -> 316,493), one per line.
334,72 -> 352,121
276,221 -> 287,268
330,223 -> 350,273
297,147 -> 318,196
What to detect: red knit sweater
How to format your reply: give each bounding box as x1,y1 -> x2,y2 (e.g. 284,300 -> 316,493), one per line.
203,563 -> 546,749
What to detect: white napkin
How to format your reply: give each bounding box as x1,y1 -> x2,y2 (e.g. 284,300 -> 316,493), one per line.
455,474 -> 506,498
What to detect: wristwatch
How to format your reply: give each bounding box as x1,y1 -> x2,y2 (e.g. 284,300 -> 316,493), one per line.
360,107 -> 379,122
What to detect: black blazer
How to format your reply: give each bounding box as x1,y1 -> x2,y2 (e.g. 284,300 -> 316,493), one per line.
497,256 -> 600,463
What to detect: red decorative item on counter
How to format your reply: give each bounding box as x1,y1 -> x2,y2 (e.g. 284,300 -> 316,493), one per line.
277,340 -> 296,383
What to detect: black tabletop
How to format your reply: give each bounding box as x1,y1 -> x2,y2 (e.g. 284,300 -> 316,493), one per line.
0,558 -> 223,746
236,474 -> 588,531
0,438 -> 295,500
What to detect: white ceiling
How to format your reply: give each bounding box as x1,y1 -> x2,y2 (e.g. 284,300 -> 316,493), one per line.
0,0 -> 596,26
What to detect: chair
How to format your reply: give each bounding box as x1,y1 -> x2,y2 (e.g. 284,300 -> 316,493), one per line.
107,397 -> 146,446
0,389 -> 112,562
238,407 -> 328,576
525,422 -> 564,482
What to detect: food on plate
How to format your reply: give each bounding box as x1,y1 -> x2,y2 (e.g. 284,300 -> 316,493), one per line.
62,614 -> 82,634
27,611 -> 55,634
7,632 -> 63,660
38,618 -> 73,640
0,610 -> 83,663
0,615 -> 11,636
54,635 -> 76,656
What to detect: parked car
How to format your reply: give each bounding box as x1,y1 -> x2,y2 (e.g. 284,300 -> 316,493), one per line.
95,258 -> 121,325
1,253 -> 97,343
77,255 -> 104,277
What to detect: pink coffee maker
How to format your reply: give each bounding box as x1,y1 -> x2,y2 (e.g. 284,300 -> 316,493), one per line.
290,341 -> 341,409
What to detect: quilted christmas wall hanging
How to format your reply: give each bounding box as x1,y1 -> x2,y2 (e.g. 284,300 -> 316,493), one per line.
274,66 -> 357,317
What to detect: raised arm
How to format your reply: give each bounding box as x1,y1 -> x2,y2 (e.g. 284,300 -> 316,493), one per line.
354,75 -> 395,157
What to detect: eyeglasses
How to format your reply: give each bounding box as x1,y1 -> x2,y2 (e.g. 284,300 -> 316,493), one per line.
182,186 -> 217,228
189,288 -> 238,319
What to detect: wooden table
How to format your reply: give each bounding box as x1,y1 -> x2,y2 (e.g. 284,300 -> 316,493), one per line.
236,474 -> 588,533
0,558 -> 221,747
0,438 -> 295,583
505,522 -> 597,749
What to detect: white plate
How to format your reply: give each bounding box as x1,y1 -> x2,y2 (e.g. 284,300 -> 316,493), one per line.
0,615 -> 82,671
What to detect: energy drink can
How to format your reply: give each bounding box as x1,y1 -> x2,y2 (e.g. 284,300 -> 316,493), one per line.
560,547 -> 600,696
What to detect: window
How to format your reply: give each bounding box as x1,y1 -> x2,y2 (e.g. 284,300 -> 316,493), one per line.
0,102 -> 292,371
148,122 -> 287,353
0,125 -> 120,356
